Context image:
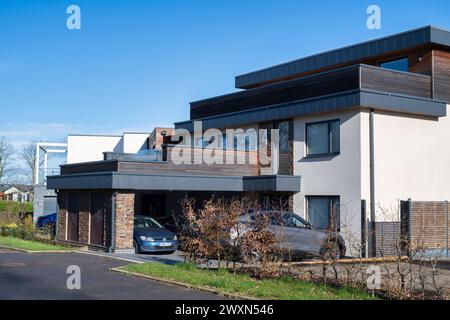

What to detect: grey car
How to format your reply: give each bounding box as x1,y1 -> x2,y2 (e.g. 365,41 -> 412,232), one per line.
234,211 -> 346,259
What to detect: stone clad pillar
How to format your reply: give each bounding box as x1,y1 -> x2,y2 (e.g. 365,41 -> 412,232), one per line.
113,191 -> 135,253
56,190 -> 67,241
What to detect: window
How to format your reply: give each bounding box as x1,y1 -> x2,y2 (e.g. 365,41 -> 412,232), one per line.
306,119 -> 340,156
307,196 -> 340,231
379,57 -> 409,72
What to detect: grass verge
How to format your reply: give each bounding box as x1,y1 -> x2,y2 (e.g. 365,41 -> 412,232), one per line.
122,262 -> 377,300
0,236 -> 70,252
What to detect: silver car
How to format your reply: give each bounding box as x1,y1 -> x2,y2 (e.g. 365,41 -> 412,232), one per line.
234,211 -> 346,259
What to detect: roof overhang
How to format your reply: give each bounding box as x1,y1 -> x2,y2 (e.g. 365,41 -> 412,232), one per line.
47,172 -> 301,193
235,26 -> 450,89
175,90 -> 447,131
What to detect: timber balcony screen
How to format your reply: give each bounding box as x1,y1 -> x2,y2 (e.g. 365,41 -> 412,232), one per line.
190,64 -> 432,119
60,147 -> 259,177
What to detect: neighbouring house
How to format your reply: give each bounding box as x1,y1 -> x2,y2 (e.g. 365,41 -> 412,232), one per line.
47,26 -> 450,255
0,185 -> 33,202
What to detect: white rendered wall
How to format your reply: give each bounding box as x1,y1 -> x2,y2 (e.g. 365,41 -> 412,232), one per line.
67,135 -> 122,164
361,105 -> 450,221
293,110 -> 363,245
122,133 -> 150,154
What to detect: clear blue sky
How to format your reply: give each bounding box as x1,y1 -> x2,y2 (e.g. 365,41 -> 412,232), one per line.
1,0 -> 450,148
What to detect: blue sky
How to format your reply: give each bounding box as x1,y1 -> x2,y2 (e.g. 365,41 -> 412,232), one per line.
1,0 -> 450,150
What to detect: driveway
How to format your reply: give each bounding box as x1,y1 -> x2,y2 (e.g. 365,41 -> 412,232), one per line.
0,249 -> 226,300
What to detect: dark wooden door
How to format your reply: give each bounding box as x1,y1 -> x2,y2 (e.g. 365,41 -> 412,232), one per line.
90,192 -> 105,246
67,192 -> 79,242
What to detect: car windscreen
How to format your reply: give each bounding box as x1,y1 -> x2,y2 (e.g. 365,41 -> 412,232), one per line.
282,213 -> 308,228
134,217 -> 163,229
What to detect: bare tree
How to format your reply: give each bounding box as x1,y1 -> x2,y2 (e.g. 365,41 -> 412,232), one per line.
20,142 -> 37,184
0,137 -> 15,183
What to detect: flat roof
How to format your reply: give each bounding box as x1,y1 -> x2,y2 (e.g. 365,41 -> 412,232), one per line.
235,26 -> 450,89
47,172 -> 301,193
176,90 -> 447,131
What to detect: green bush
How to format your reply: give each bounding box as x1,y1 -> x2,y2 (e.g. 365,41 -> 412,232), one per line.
0,200 -> 33,215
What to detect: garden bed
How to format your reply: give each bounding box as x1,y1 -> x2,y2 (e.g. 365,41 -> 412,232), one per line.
120,262 -> 377,300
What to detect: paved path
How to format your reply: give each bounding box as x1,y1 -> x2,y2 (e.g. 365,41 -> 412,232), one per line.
0,250 -> 226,300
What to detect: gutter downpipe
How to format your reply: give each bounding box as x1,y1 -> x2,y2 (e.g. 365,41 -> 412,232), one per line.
369,109 -> 376,257
110,191 -> 117,253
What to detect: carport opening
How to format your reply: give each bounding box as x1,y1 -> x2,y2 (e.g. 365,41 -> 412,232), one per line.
135,193 -> 166,218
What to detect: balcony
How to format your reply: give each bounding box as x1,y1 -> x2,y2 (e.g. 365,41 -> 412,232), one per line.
190,64 -> 432,120
61,145 -> 259,177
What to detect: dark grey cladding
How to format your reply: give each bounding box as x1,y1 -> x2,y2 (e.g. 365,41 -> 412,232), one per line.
47,172 -> 301,193
235,26 -> 450,89
175,90 -> 447,132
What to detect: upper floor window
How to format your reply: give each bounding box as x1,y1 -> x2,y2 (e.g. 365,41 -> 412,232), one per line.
306,119 -> 340,157
379,57 -> 409,72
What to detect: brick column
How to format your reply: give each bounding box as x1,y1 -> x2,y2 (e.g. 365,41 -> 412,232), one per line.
113,191 -> 135,253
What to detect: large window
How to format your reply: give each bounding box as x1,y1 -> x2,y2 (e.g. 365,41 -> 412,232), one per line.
307,196 -> 340,231
306,119 -> 340,156
379,57 -> 409,72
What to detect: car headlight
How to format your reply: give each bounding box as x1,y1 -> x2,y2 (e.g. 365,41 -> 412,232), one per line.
173,235 -> 177,241
139,236 -> 154,241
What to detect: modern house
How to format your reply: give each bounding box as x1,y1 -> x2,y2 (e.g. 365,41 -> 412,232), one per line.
48,26 -> 450,255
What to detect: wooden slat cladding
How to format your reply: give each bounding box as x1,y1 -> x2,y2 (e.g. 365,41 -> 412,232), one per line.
360,65 -> 432,98
409,51 -> 433,75
60,148 -> 259,177
190,66 -> 360,119
118,162 -> 258,177
119,147 -> 259,177
433,50 -> 450,103
61,161 -> 119,175
191,64 -> 433,120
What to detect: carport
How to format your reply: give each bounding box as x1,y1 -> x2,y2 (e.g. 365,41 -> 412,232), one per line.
47,166 -> 301,253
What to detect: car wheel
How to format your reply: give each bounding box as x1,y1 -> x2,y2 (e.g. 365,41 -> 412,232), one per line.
133,240 -> 140,254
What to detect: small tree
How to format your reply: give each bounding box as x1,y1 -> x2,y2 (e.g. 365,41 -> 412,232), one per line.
20,142 -> 38,185
0,137 -> 15,183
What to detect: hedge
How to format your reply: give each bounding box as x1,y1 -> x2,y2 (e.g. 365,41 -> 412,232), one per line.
0,200 -> 33,214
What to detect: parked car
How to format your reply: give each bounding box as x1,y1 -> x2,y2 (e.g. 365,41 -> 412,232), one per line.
36,212 -> 56,235
232,211 -> 346,259
133,215 -> 178,254
36,212 -> 57,228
